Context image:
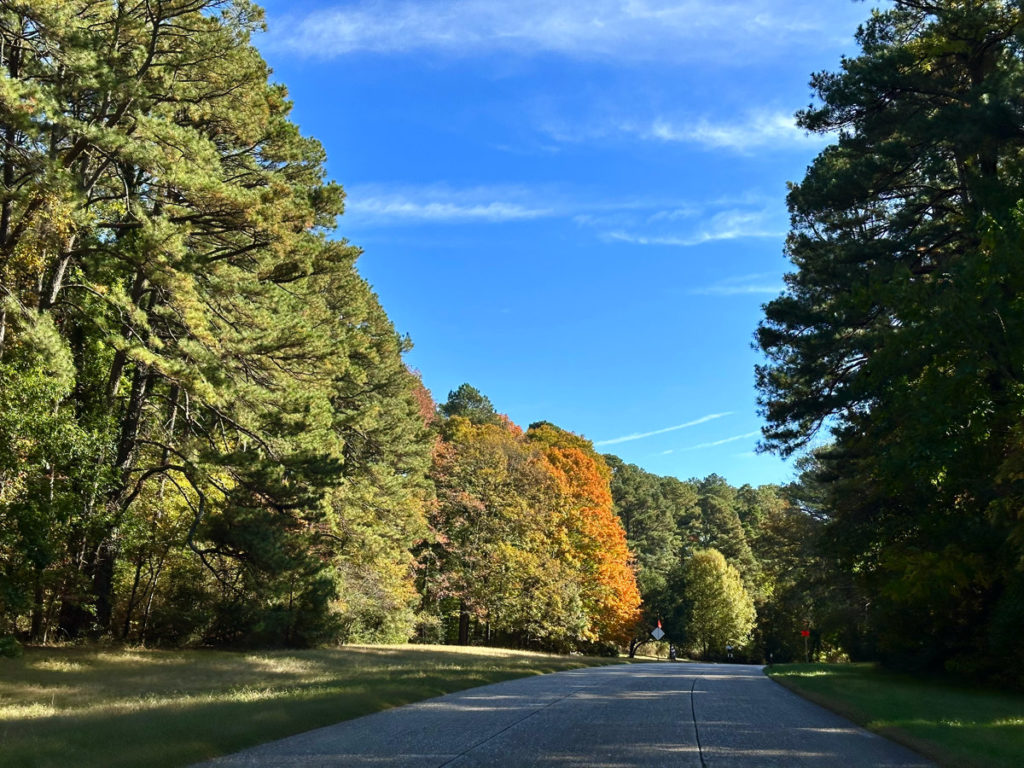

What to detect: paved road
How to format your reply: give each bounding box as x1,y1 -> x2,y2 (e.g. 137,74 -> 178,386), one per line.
198,662 -> 933,767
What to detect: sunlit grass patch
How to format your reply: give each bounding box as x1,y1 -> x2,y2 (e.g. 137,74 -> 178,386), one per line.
766,663 -> 1024,768
770,662 -> 867,678
993,717 -> 1024,727
0,702 -> 59,720
29,659 -> 85,673
0,645 -> 620,768
237,654 -> 319,676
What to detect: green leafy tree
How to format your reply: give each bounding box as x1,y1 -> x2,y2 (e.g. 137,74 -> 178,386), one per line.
679,549 -> 755,660
742,479 -> 836,663
0,309 -> 87,639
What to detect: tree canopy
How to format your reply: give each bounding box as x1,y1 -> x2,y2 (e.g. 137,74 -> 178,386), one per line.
418,402 -> 641,651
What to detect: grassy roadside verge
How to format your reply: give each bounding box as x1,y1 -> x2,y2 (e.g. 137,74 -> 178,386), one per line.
766,663 -> 1024,768
0,645 -> 623,768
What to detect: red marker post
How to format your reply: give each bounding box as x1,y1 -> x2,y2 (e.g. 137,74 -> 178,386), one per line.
800,629 -> 810,662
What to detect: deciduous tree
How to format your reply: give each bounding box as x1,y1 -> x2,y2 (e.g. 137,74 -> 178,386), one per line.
529,424 -> 641,645
680,549 -> 755,660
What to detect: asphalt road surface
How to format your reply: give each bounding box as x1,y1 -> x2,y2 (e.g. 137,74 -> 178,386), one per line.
198,662 -> 933,767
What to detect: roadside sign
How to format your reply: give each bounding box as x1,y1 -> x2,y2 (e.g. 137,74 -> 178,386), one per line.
651,626 -> 665,641
800,630 -> 810,637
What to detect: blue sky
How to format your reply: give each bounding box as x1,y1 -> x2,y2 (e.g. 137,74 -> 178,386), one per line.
254,0 -> 875,488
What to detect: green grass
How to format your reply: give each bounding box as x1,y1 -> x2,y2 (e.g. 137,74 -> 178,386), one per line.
766,662 -> 1024,768
0,645 -> 623,768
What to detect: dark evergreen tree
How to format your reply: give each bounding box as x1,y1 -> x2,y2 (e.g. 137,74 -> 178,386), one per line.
440,384 -> 501,425
604,456 -> 680,596
696,475 -> 760,591
756,0 -> 1024,681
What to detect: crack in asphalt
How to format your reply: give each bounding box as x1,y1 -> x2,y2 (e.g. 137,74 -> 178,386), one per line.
691,675 -> 707,768
437,683 -> 594,767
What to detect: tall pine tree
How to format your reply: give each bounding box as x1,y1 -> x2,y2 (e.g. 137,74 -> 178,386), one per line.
0,0 -> 430,645
757,0 -> 1024,680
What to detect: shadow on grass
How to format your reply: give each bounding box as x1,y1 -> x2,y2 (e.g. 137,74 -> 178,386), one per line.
0,647 -> 617,768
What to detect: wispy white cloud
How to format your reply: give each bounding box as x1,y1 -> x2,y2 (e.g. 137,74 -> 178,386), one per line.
540,110 -> 831,155
690,272 -> 785,296
264,1 -> 858,63
342,183 -> 785,239
634,111 -> 826,153
344,185 -> 555,225
602,206 -> 784,247
342,184 -> 791,250
353,199 -> 550,223
594,412 -> 732,447
684,431 -> 762,451
647,205 -> 702,223
604,231 -> 703,247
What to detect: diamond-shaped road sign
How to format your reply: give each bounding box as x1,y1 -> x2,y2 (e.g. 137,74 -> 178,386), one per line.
651,626 -> 665,641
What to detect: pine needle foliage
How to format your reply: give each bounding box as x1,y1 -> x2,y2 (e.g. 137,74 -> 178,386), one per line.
0,0 -> 431,646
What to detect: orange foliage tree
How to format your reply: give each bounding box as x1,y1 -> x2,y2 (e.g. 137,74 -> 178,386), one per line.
419,383 -> 642,651
421,415 -> 590,648
527,423 -> 642,645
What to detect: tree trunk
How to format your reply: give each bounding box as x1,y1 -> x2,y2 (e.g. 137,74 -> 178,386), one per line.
458,601 -> 470,645
91,363 -> 151,636
92,540 -> 117,637
57,588 -> 92,639
57,534 -> 93,639
628,636 -> 649,658
0,30 -> 18,362
122,556 -> 144,640
39,238 -> 75,311
140,555 -> 165,647
30,572 -> 45,640
0,29 -> 20,268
